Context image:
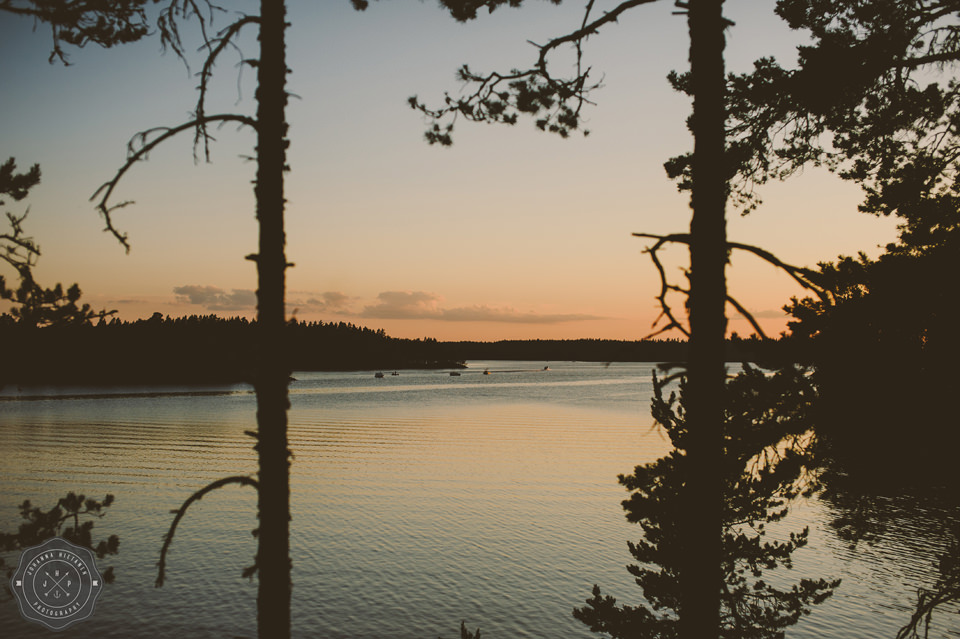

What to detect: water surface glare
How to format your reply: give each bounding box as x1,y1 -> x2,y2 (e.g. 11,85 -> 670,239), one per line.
0,361 -> 956,638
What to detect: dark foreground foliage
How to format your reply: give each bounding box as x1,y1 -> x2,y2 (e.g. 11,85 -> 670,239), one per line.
784,231 -> 960,489
0,492 -> 119,600
574,365 -> 839,639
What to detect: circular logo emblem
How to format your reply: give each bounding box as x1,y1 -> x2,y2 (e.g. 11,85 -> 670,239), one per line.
9,537 -> 104,631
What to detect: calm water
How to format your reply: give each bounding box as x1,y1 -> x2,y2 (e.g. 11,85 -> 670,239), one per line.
0,361 -> 957,638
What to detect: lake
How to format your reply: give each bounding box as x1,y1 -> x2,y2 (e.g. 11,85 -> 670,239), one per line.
1,361 -> 957,638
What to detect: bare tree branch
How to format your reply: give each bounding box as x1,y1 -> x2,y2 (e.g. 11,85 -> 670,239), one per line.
639,232 -> 691,339
726,293 -> 767,340
156,0 -> 226,65
534,0 -> 657,66
91,114 -> 257,251
155,474 -> 259,588
633,232 -> 831,338
194,15 -> 260,161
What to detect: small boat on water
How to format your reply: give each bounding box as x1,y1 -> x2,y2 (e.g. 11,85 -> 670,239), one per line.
391,371 -> 399,376
483,369 -> 490,375
449,371 -> 461,377
374,372 -> 385,379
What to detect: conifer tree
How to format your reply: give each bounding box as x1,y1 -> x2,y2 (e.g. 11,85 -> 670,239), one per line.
414,2 -> 766,635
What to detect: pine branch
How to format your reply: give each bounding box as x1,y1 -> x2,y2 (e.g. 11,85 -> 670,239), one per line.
155,475 -> 259,588
410,0 -> 660,144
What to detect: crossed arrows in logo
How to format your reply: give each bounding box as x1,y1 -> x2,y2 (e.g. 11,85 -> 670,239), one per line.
42,570 -> 73,599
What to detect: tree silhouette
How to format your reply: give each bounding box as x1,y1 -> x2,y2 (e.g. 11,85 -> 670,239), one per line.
0,1 -> 158,610
86,2 -> 291,634
715,0 -> 960,485
86,2 -> 370,637
0,493 -> 120,600
1,158 -> 112,328
1,3 -> 164,325
573,366 -> 838,638
414,1 -> 774,636
676,3 -> 728,633
716,0 -> 960,227
782,239 -> 960,484
0,0 -> 155,63
720,2 -> 960,634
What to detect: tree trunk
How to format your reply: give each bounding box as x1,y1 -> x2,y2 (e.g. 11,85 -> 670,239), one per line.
681,0 -> 727,637
254,1 -> 291,637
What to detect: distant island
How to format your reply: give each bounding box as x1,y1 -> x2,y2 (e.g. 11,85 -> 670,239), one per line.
0,313 -> 800,387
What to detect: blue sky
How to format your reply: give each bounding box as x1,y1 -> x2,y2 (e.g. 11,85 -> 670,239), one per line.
0,0 -> 899,339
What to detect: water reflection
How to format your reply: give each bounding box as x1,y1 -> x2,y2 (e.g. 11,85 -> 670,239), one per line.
0,362 -> 956,637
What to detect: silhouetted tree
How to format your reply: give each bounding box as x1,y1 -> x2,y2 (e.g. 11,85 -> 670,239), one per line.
88,2 -> 372,637
573,366 -> 839,638
0,2 -> 153,608
1,158 -> 111,328
780,238 -> 960,486
250,3 -> 292,634
1,2 -> 163,324
437,620 -> 482,639
718,4 -> 960,633
88,1 -> 292,633
677,3 -> 728,633
0,493 -> 119,600
0,0 -> 155,63
717,0 -> 960,479
413,1 -> 775,636
714,0 -> 960,229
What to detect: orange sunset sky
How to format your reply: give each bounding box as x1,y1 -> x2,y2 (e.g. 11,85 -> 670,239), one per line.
0,0 -> 899,341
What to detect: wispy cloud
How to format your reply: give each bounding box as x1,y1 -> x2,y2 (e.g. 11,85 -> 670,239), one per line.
361,291 -> 605,324
440,305 -> 604,323
749,309 -> 787,319
173,285 -> 257,311
361,291 -> 442,319
289,290 -> 356,313
170,287 -> 605,324
109,298 -> 149,305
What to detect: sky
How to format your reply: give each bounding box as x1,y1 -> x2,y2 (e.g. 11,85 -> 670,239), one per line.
0,0 -> 900,341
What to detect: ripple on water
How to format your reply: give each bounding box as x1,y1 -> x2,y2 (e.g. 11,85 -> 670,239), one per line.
0,363 -> 957,638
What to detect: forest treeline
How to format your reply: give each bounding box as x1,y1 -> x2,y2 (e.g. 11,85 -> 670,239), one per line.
448,333 -> 800,363
0,313 -> 450,386
0,312 -> 801,387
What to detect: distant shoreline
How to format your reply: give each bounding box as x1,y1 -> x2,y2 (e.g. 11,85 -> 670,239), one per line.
0,314 -> 801,389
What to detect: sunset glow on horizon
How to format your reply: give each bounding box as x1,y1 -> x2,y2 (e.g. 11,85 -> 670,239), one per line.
1,0 -> 900,342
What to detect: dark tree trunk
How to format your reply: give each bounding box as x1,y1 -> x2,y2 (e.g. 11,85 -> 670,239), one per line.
681,0 -> 727,637
254,1 -> 291,637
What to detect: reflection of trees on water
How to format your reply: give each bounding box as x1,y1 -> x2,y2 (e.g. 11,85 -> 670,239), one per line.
898,524 -> 960,639
573,361 -> 960,639
575,365 -> 840,638
821,487 -> 960,639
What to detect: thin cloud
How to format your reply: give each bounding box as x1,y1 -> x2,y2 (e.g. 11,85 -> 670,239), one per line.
361,291 -> 604,324
109,298 -> 149,305
748,309 -> 788,319
361,291 -> 442,319
299,291 -> 355,313
173,285 -> 257,311
439,305 -> 604,324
